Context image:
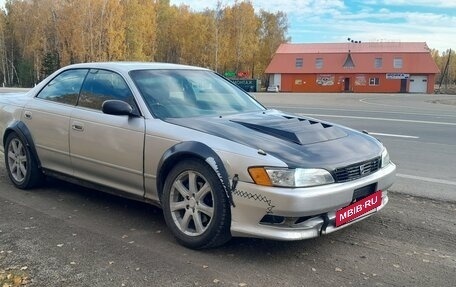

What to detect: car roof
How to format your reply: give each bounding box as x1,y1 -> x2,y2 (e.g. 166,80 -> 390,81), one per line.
64,62 -> 210,74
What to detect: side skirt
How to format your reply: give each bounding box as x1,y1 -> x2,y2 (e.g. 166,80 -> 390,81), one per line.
42,168 -> 162,208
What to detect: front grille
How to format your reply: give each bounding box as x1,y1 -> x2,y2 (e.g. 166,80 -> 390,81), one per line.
334,157 -> 381,182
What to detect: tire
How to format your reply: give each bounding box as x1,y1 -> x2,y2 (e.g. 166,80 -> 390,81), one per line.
4,132 -> 44,189
162,159 -> 231,249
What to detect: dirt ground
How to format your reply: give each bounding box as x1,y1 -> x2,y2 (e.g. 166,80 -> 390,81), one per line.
1,173 -> 455,286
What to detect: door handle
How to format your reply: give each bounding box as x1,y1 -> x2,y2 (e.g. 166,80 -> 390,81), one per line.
24,111 -> 32,119
72,122 -> 84,131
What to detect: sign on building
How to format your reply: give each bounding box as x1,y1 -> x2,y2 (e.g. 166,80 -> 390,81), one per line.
386,73 -> 410,79
224,71 -> 236,78
316,74 -> 335,86
230,79 -> 258,92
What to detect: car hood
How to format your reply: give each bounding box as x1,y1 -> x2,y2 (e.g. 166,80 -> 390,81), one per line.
166,110 -> 383,169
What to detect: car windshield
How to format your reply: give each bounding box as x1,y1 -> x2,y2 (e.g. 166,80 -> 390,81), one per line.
130,69 -> 264,119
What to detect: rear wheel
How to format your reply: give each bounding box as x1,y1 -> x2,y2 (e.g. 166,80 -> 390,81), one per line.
162,159 -> 231,249
5,133 -> 43,189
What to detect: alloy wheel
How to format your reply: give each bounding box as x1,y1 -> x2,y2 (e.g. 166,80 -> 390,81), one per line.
169,170 -> 215,236
7,138 -> 28,183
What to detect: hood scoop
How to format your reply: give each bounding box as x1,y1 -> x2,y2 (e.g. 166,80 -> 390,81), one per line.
231,115 -> 347,145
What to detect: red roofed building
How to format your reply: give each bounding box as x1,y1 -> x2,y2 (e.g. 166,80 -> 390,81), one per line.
265,42 -> 439,93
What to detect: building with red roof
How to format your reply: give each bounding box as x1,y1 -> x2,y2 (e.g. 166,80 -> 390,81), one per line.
265,42 -> 439,93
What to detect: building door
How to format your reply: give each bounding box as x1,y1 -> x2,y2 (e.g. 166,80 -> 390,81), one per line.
400,79 -> 407,93
409,76 -> 428,93
344,78 -> 350,91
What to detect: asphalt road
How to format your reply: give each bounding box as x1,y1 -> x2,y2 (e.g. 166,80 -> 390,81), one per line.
256,92 -> 456,202
1,90 -> 456,286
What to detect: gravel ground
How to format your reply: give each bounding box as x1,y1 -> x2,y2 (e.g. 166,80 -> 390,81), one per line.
1,168 -> 455,286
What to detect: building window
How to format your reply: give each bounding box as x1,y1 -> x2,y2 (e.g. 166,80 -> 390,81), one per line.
393,57 -> 403,68
315,58 -> 323,69
343,54 -> 355,68
369,77 -> 380,86
295,58 -> 303,68
375,58 -> 383,68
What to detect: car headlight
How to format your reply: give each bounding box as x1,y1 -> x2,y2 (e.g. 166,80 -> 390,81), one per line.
248,167 -> 334,188
381,148 -> 390,168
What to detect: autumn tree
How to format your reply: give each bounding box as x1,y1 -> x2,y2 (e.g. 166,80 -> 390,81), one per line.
257,10 -> 289,83
123,0 -> 156,61
217,1 -> 260,75
0,10 -> 9,86
155,0 -> 177,63
5,0 -> 55,85
2,0 -> 290,87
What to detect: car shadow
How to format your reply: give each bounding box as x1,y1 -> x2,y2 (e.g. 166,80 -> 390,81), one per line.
29,176 -> 346,260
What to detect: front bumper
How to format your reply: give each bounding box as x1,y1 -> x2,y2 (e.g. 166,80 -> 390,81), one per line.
230,162 -> 396,240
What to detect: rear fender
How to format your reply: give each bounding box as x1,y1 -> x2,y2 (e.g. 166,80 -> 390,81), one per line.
3,121 -> 41,168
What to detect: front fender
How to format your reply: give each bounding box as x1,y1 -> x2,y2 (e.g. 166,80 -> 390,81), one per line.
157,141 -> 235,207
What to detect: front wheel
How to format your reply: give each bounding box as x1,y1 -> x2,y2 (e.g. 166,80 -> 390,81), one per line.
162,159 -> 231,249
4,132 -> 43,189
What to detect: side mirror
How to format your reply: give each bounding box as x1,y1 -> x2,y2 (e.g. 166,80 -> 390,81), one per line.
102,100 -> 134,116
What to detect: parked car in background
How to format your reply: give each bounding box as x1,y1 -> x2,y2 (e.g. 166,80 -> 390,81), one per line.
0,62 -> 395,249
267,85 -> 279,92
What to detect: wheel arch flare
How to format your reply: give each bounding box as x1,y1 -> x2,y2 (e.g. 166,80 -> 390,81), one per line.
157,141 -> 236,207
3,121 -> 41,168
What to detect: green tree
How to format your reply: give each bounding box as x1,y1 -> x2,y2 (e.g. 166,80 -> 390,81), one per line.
41,51 -> 60,78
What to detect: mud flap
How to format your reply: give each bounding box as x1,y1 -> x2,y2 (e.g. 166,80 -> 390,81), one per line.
320,214 -> 330,236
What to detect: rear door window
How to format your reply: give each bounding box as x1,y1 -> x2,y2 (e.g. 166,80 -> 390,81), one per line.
36,69 -> 89,105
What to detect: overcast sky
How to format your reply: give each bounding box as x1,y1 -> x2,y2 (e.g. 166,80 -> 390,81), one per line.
1,0 -> 454,53
170,0 -> 456,53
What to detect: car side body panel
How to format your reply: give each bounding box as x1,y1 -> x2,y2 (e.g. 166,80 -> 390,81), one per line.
23,98 -> 74,175
70,107 -> 146,197
0,93 -> 30,154
143,118 -> 287,203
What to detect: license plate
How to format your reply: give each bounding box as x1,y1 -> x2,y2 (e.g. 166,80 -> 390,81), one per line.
336,190 -> 382,227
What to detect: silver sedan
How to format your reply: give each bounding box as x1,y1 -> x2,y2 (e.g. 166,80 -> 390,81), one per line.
0,62 -> 395,249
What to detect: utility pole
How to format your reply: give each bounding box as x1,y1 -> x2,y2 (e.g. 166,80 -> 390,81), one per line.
438,49 -> 452,92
